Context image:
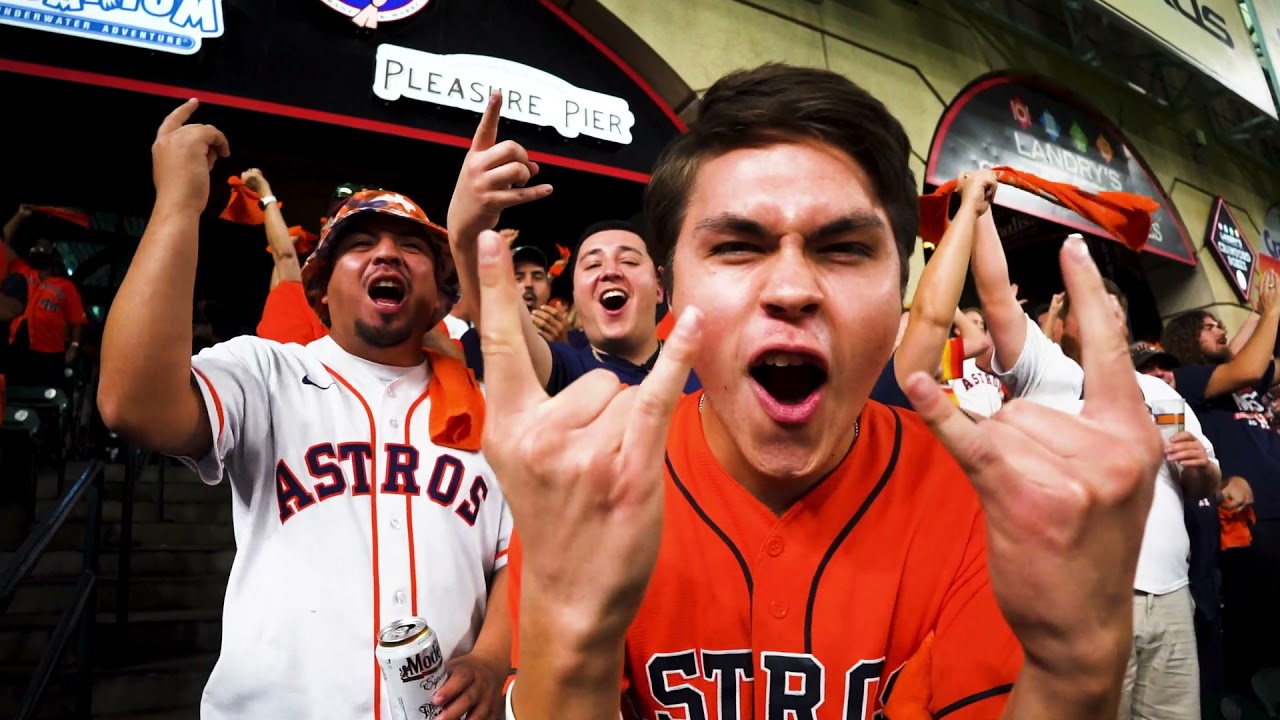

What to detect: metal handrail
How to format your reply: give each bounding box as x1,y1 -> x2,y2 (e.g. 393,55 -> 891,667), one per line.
0,460 -> 105,718
0,460 -> 104,609
14,571 -> 95,720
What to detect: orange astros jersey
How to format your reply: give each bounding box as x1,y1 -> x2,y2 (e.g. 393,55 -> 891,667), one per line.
507,393 -> 1022,720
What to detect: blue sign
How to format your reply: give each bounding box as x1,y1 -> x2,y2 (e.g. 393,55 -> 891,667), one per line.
0,0 -> 223,55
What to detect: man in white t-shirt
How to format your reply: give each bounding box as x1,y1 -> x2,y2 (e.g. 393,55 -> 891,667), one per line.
973,225 -> 1220,720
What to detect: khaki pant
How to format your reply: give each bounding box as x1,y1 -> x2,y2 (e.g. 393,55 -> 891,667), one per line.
1119,585 -> 1200,720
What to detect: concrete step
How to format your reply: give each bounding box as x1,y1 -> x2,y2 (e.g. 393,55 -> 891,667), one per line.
6,575 -> 228,616
34,496 -> 233,524
91,653 -> 214,717
1,546 -> 235,580
41,520 -> 234,552
0,608 -> 222,667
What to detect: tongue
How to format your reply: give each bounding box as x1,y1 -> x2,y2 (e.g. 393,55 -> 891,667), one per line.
752,365 -> 819,404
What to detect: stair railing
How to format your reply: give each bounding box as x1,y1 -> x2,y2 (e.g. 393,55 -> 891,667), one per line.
0,460 -> 106,720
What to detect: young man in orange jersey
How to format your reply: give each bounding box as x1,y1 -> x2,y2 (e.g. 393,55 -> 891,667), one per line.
465,64 -> 1162,720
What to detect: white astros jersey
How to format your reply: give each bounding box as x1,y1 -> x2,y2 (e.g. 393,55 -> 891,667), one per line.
180,334 -> 511,720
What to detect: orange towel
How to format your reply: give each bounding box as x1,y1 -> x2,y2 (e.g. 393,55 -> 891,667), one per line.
656,310 -> 675,341
940,337 -> 964,382
426,350 -> 485,452
883,632 -> 935,720
219,176 -> 283,225
1220,505 -> 1255,550
266,226 -> 320,256
30,205 -> 91,228
549,244 -> 572,278
919,167 -> 1159,252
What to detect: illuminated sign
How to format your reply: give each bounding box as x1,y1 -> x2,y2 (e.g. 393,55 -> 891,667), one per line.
1205,197 -> 1258,301
318,0 -> 430,28
0,0 -> 223,55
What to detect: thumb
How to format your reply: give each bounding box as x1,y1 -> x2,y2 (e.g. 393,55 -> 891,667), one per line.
903,371 -> 990,480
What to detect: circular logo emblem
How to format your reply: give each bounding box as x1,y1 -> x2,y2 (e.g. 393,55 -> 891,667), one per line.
318,0 -> 432,26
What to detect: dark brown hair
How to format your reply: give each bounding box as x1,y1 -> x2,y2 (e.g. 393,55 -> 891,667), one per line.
643,63 -> 918,299
1161,310 -> 1215,366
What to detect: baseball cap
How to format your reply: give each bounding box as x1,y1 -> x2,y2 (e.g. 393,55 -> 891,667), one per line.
301,189 -> 458,324
511,245 -> 550,271
1130,341 -> 1179,370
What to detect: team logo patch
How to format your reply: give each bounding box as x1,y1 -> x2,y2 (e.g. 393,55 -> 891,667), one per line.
318,0 -> 430,28
0,0 -> 224,55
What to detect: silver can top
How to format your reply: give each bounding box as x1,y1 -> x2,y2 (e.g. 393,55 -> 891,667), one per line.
378,617 -> 431,648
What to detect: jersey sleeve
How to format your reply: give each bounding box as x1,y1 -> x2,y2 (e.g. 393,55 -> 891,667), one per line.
61,282 -> 87,325
461,328 -> 485,380
928,510 -> 1022,719
181,335 -> 275,486
494,499 -> 513,571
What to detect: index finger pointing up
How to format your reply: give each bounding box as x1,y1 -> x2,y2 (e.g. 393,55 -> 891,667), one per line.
1060,236 -> 1143,413
471,92 -> 503,152
157,98 -> 199,140
476,229 -> 543,415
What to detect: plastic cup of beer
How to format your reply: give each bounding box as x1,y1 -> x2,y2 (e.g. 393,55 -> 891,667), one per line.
1151,398 -> 1185,443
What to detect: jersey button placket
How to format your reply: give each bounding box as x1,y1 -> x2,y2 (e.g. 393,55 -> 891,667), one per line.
767,537 -> 785,557
769,600 -> 788,619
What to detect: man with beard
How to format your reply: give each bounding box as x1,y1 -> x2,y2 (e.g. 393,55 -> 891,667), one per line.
98,100 -> 512,720
975,219 -> 1218,720
1160,280 -> 1280,706
447,100 -> 697,394
474,64 -> 1164,720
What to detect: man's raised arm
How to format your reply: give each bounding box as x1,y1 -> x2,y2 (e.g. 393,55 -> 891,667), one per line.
970,207 -> 1028,371
447,92 -> 555,387
98,100 -> 230,458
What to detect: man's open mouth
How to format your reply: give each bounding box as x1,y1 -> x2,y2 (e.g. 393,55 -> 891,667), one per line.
599,288 -> 629,312
368,277 -> 407,308
749,350 -> 829,406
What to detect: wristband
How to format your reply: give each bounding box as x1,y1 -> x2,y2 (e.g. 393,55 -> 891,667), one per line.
259,195 -> 278,209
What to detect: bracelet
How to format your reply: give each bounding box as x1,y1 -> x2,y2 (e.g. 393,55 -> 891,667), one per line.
259,195 -> 278,209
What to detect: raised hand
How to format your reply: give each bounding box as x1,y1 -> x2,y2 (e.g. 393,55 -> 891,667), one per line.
1256,269 -> 1279,317
240,167 -> 272,198
152,99 -> 229,217
447,93 -> 552,253
957,169 -> 999,217
473,228 -> 699,717
531,304 -> 569,343
904,237 -> 1163,711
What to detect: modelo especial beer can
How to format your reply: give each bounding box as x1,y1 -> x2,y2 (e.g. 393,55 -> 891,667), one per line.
377,617 -> 450,720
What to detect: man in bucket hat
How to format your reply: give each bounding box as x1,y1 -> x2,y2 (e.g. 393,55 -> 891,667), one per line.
99,100 -> 512,720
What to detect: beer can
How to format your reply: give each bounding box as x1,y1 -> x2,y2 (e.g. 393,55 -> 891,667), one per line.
377,617 -> 450,720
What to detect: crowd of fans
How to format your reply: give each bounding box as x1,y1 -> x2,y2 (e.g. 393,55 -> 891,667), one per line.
15,61 -> 1270,720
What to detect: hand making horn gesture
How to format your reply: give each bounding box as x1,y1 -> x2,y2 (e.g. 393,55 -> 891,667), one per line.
904,237 -> 1163,709
473,228 -> 700,715
152,99 -> 230,217
447,91 -> 553,252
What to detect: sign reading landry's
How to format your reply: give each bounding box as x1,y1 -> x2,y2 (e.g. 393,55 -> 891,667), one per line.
926,74 -> 1197,266
373,44 -> 636,146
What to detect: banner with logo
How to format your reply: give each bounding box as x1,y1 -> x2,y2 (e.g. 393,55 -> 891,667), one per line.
926,74 -> 1197,265
1090,0 -> 1275,118
0,0 -> 223,55
1205,197 -> 1259,301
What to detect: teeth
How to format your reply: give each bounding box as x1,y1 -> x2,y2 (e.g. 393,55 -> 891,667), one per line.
761,352 -> 808,367
374,280 -> 398,288
602,290 -> 627,302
